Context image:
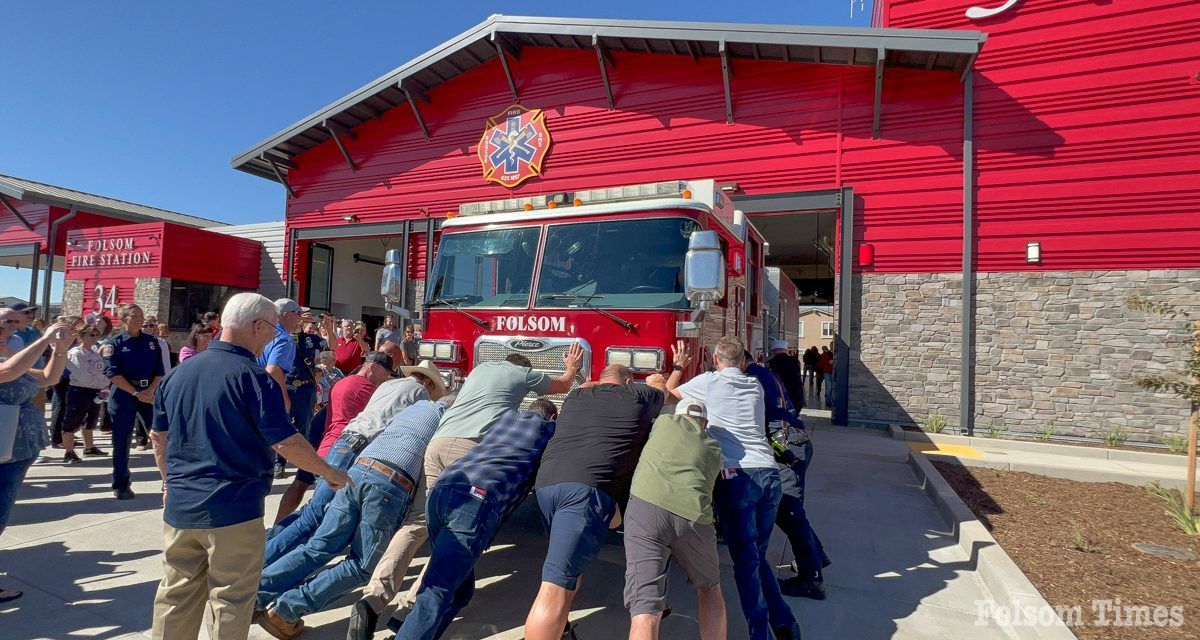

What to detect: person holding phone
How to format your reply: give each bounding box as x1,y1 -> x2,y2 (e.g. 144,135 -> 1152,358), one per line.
0,314 -> 76,603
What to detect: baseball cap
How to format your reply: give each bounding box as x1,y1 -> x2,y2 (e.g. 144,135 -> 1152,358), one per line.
273,298 -> 308,315
771,339 -> 789,351
674,397 -> 707,421
363,351 -> 397,376
9,302 -> 37,313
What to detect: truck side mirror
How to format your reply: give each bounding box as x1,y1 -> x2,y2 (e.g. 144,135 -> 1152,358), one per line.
381,248 -> 413,319
684,230 -> 725,302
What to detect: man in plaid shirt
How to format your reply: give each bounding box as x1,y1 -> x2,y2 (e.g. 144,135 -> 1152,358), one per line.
363,398 -> 558,640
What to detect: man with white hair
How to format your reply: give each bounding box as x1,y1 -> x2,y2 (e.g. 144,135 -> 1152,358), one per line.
667,335 -> 801,640
623,397 -> 726,640
148,292 -> 353,640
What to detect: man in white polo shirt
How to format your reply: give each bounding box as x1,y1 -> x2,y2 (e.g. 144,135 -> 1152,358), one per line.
667,335 -> 802,640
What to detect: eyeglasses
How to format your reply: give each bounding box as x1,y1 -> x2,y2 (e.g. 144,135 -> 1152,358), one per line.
1,319 -> 19,325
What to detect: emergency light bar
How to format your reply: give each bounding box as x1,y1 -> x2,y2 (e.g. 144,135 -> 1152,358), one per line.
457,180 -> 691,217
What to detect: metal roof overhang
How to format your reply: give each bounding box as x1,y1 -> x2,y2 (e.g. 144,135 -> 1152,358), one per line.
232,14 -> 986,184
0,175 -> 223,228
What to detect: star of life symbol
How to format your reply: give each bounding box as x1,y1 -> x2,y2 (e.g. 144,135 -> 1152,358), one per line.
477,105 -> 551,188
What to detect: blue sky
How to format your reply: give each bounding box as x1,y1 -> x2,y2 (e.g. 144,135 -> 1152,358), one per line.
0,1 -> 870,301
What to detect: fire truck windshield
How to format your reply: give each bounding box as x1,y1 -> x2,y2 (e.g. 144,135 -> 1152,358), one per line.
536,217 -> 699,309
425,227 -> 540,308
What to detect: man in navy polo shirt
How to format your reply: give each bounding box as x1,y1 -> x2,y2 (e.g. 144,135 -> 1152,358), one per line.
148,293 -> 352,640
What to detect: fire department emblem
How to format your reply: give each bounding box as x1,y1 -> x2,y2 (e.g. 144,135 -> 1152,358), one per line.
477,105 -> 551,188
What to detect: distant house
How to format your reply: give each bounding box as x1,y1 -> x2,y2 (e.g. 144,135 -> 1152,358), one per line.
798,306 -> 835,351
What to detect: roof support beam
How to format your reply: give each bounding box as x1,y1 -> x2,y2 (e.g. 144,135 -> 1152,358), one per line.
872,47 -> 885,140
593,34 -> 616,110
720,40 -> 734,124
264,155 -> 296,198
400,78 -> 430,104
322,120 -> 357,172
263,151 -> 296,169
401,82 -> 431,141
684,40 -> 699,63
491,33 -> 519,101
0,193 -> 34,231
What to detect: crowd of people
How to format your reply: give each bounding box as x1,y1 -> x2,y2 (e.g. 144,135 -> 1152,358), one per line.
0,293 -> 830,640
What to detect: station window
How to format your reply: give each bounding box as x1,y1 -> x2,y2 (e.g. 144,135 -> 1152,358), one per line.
798,321 -> 805,338
169,281 -> 250,330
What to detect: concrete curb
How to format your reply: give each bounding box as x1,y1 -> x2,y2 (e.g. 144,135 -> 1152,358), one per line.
907,451 -> 1079,640
890,425 -> 1194,491
892,425 -> 1197,469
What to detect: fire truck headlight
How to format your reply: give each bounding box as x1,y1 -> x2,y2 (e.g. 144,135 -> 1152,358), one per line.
418,341 -> 436,359
433,342 -> 458,361
606,347 -> 663,373
631,349 -> 663,371
606,348 -> 633,368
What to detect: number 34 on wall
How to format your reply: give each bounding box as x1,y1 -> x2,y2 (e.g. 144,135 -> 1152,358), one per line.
966,0 -> 1020,20
93,285 -> 119,316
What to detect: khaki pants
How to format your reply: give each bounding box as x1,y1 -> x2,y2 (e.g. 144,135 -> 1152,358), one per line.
151,519 -> 265,640
360,436 -> 478,614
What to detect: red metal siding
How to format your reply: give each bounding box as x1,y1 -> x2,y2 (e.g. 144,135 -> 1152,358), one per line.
283,5 -> 1199,275
0,203 -> 134,257
881,0 -> 1200,270
161,224 -> 261,289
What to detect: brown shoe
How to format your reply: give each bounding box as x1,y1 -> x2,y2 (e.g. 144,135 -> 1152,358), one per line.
258,608 -> 304,640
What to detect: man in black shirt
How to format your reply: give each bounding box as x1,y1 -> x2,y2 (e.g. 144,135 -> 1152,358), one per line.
767,340 -> 806,411
524,364 -> 675,640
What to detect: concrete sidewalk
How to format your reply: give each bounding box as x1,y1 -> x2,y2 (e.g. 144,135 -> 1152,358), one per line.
2,421 -> 1017,639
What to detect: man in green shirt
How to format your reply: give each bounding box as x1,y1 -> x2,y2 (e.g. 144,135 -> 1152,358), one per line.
623,399 -> 727,640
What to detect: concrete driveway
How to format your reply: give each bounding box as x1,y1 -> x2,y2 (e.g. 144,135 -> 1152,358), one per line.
1,414 -> 1012,639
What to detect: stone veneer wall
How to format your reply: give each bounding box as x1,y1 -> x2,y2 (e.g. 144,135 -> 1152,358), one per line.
850,270 -> 1199,443
61,280 -> 85,317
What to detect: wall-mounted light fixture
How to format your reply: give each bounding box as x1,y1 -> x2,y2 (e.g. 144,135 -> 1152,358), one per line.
718,182 -> 741,193
1025,242 -> 1041,264
341,214 -> 359,223
859,243 -> 875,268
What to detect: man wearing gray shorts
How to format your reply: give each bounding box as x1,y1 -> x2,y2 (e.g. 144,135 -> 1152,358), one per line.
623,399 -> 727,640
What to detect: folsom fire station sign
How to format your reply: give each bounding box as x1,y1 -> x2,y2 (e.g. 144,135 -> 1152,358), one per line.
67,236 -> 153,268
477,105 -> 552,188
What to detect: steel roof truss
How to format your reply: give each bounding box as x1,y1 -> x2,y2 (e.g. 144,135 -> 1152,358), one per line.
873,47 -> 885,140
400,82 -> 431,141
720,40 -> 734,124
491,32 -> 519,101
323,120 -> 357,172
593,34 -> 616,110
0,193 -> 35,231
263,155 -> 296,198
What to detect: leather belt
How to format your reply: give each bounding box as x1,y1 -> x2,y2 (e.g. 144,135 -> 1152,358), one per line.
131,379 -> 151,388
356,457 -> 415,494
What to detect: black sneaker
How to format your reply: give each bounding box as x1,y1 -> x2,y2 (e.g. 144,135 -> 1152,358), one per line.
83,447 -> 107,456
779,576 -> 826,600
63,451 -> 83,464
348,600 -> 380,640
114,488 -> 136,500
273,464 -> 285,479
773,622 -> 803,639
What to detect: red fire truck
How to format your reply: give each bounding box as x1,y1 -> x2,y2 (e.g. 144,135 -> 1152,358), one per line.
381,179 -> 772,395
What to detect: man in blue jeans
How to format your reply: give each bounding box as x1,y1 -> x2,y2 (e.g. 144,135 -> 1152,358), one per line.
263,371 -> 436,566
744,356 -> 829,600
255,397 -> 454,639
669,336 -> 802,640
378,400 -> 558,640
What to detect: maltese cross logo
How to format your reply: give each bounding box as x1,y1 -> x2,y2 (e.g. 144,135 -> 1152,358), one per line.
477,105 -> 552,188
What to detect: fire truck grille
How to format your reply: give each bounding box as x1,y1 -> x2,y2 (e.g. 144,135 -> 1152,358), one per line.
474,339 -> 590,410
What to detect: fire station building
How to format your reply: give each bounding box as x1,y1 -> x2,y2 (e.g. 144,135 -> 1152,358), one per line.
230,2 -> 1199,442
